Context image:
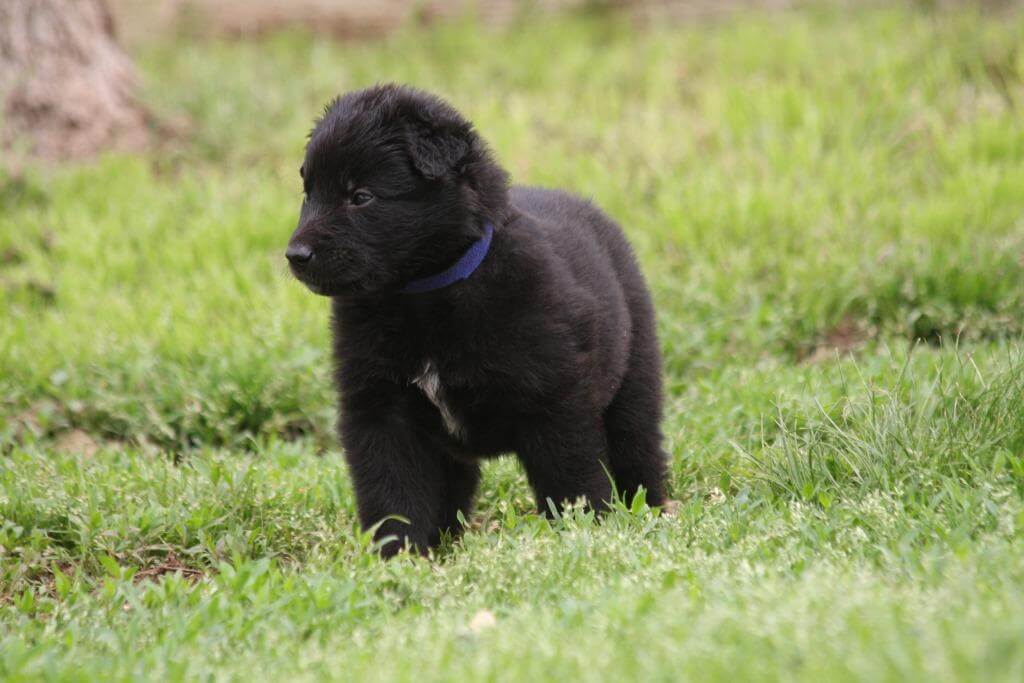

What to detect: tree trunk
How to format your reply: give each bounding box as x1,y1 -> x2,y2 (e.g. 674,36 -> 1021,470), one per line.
0,0 -> 150,165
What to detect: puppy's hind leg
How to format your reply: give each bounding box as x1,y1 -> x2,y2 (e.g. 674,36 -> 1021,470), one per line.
516,412 -> 614,516
603,329 -> 669,508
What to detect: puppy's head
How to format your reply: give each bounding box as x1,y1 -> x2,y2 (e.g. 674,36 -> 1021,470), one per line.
286,84 -> 509,296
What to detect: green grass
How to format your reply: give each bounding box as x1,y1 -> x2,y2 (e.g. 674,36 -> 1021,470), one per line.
3,3 -> 1024,680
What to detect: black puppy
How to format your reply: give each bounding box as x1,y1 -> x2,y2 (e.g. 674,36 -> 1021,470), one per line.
287,84 -> 668,556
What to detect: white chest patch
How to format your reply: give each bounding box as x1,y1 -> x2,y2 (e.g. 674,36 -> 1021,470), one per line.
412,360 -> 465,440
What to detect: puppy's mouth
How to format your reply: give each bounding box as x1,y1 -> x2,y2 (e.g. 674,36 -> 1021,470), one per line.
293,275 -> 357,297
303,280 -> 330,296
289,266 -> 367,297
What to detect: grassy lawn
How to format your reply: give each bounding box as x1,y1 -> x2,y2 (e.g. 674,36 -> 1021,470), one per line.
3,3 -> 1024,680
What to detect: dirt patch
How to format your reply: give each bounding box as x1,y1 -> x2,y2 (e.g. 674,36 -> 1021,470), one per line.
1,553 -> 206,606
112,0 -> 585,41
37,562 -> 77,599
108,0 -> 819,44
134,551 -> 206,583
801,316 -> 871,364
0,277 -> 57,306
5,400 -> 59,445
53,429 -> 101,459
0,247 -> 23,266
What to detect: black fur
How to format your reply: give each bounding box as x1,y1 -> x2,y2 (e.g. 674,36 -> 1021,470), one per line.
287,84 -> 668,556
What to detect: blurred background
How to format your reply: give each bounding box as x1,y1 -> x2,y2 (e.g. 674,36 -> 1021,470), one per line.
3,0 -> 1019,163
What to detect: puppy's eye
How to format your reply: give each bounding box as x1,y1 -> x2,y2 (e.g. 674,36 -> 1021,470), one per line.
351,190 -> 374,207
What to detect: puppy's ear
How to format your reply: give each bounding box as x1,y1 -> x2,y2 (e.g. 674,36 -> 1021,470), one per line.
407,120 -> 470,181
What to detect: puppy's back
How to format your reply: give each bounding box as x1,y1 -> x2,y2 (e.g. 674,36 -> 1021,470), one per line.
509,185 -> 653,313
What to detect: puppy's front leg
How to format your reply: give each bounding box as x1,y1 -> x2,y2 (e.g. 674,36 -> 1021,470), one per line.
516,411 -> 613,516
340,381 -> 452,557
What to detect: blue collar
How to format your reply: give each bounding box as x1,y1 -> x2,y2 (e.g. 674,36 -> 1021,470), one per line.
399,224 -> 494,294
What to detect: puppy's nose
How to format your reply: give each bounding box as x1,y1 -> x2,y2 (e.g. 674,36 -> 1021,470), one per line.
286,243 -> 313,265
